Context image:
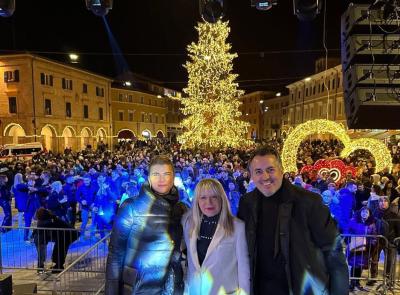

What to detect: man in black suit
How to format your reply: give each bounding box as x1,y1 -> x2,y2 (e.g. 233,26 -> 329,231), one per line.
238,146 -> 348,295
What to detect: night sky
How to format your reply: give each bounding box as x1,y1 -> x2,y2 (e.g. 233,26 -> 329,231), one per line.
0,0 -> 347,93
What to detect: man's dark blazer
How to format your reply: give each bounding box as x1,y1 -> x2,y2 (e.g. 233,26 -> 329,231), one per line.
238,178 -> 349,295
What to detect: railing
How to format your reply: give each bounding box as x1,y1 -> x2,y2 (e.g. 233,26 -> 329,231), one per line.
0,226 -> 109,294
342,234 -> 389,294
53,233 -> 110,294
0,226 -> 108,273
390,237 -> 400,293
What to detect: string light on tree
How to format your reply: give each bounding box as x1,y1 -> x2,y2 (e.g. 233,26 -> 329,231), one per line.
178,21 -> 251,149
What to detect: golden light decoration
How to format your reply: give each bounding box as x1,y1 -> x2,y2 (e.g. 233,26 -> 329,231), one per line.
177,20 -> 251,149
281,120 -> 350,172
281,119 -> 392,173
340,138 -> 392,173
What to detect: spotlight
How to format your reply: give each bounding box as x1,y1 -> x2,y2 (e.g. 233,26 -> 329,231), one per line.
0,0 -> 15,17
199,0 -> 224,23
85,0 -> 113,17
251,0 -> 277,11
293,0 -> 322,21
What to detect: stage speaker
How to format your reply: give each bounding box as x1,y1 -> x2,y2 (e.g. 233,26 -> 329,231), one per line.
344,86 -> 400,129
341,2 -> 400,129
0,274 -> 12,295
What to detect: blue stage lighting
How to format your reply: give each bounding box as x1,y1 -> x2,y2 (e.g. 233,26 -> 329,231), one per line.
199,0 -> 224,23
85,0 -> 113,17
0,0 -> 15,17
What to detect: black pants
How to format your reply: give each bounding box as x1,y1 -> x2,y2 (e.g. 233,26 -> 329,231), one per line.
52,237 -> 72,269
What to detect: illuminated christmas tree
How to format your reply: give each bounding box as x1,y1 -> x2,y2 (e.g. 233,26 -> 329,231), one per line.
178,21 -> 250,149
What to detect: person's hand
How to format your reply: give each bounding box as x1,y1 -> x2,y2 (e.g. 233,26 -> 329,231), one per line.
81,200 -> 87,206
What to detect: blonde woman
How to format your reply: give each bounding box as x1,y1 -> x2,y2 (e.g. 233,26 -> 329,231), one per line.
182,178 -> 250,295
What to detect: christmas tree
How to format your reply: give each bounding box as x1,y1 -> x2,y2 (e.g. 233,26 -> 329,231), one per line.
178,21 -> 250,149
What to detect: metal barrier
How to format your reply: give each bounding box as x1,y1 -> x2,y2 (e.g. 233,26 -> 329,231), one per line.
390,237 -> 400,293
53,233 -> 110,295
341,234 -> 389,294
0,226 -> 109,273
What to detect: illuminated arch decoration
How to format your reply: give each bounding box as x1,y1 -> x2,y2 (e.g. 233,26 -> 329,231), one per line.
281,119 -> 392,173
340,138 -> 392,173
96,128 -> 107,141
156,130 -> 165,138
41,124 -> 58,137
80,127 -> 93,137
62,126 -> 76,137
117,129 -> 135,139
3,123 -> 26,137
282,120 -> 350,172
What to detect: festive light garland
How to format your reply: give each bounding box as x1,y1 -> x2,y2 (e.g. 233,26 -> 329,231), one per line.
281,120 -> 350,172
177,21 -> 251,149
340,138 -> 392,173
281,119 -> 392,173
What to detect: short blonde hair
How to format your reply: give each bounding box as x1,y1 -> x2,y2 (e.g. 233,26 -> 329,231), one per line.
188,178 -> 234,238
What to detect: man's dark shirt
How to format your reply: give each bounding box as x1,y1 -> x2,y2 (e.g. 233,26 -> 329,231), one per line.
256,186 -> 289,295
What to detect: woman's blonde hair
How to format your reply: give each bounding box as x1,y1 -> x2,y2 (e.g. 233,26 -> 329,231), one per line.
189,178 -> 234,238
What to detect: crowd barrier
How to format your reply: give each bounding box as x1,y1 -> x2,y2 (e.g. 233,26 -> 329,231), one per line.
53,233 -> 110,295
342,234 -> 389,294
0,226 -> 109,273
3,227 -> 400,294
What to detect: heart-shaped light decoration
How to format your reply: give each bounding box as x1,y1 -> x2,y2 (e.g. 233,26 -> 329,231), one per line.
281,119 -> 392,173
300,159 -> 357,184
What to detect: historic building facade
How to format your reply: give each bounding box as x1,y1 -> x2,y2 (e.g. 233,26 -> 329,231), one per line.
0,54 -> 112,152
0,54 -> 180,152
239,91 -> 275,140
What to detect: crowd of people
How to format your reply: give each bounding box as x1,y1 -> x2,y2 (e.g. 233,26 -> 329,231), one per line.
1,137 -> 400,292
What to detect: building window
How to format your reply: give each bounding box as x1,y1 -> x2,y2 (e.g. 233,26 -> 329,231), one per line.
155,115 -> 158,124
161,116 -> 164,124
8,97 -> 17,114
141,113 -> 145,122
45,99 -> 52,115
83,83 -> 88,94
118,94 -> 123,101
306,88 -> 309,97
119,111 -> 124,121
40,73 -> 53,86
140,97 -> 144,104
99,107 -> 104,120
4,70 -> 19,82
62,78 -> 73,90
83,105 -> 89,119
66,102 -> 72,117
128,95 -> 133,102
149,114 -> 152,123
96,86 -> 105,97
128,111 -> 134,121
313,86 -> 316,95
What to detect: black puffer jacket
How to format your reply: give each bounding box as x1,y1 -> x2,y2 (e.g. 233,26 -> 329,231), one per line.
105,182 -> 186,295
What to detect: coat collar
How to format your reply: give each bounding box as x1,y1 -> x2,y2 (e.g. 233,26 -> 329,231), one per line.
190,223 -> 225,270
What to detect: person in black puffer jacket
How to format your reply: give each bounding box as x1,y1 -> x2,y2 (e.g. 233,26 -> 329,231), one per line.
105,155 -> 187,295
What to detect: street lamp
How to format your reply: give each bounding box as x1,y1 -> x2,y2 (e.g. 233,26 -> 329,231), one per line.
69,53 -> 79,63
